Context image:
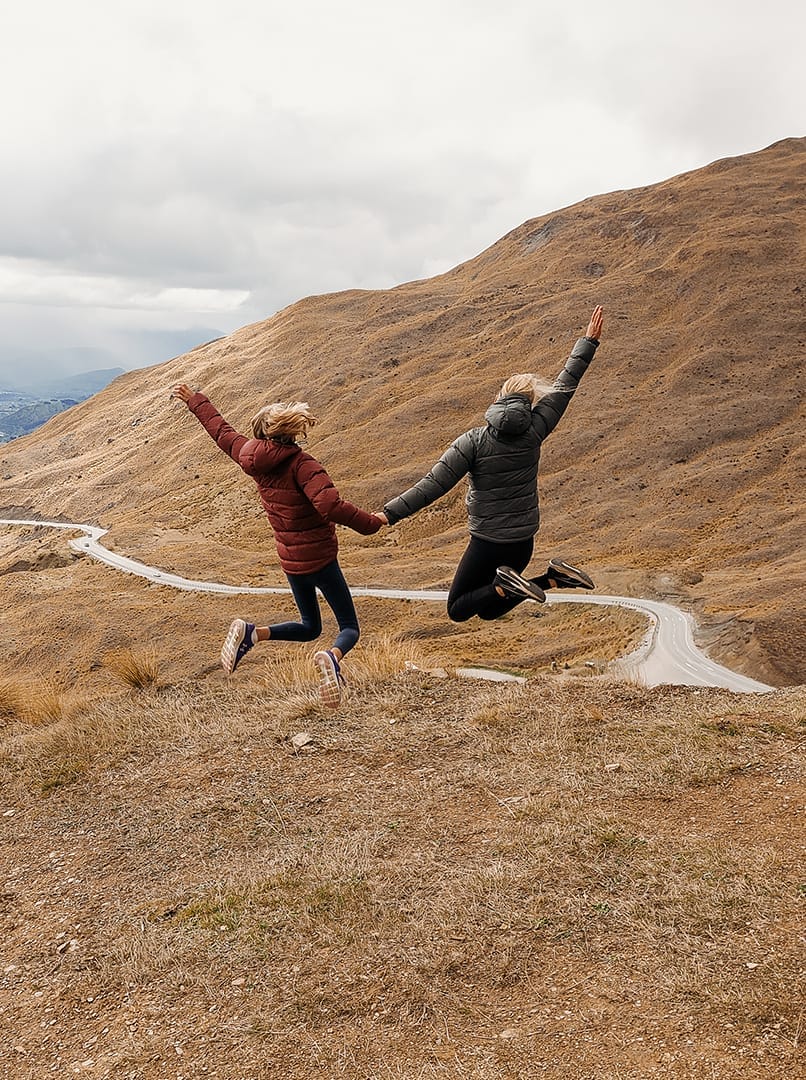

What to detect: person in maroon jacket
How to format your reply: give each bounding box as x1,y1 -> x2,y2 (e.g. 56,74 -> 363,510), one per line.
171,383 -> 383,707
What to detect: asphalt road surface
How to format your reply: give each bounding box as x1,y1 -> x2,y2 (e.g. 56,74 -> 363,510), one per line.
1,518 -> 773,694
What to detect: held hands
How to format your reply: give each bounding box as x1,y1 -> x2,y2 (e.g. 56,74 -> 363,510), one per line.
585,305 -> 604,341
170,383 -> 195,403
373,511 -> 389,526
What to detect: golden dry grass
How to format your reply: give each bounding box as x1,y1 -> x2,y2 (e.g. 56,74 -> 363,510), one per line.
257,631 -> 437,722
0,674 -> 68,725
103,645 -> 162,689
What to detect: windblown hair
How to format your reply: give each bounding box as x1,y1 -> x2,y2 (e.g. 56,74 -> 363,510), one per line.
497,373 -> 557,405
251,401 -> 318,441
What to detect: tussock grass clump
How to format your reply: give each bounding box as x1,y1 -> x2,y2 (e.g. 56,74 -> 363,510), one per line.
0,683 -> 275,782
0,677 -> 19,722
260,632 -> 432,699
260,642 -> 319,699
347,632 -> 431,684
0,674 -> 67,725
103,645 -> 162,690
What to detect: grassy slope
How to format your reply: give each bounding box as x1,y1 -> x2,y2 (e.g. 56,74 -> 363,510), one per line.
1,647 -> 803,1079
0,138 -> 804,686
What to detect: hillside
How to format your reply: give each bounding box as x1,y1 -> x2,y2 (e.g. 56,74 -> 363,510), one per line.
0,137 -> 804,684
1,664 -> 803,1078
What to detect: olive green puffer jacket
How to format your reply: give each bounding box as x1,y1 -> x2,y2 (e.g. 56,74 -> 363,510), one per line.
383,335 -> 598,543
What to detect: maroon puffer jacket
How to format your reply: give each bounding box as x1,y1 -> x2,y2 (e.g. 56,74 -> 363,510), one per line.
186,393 -> 381,575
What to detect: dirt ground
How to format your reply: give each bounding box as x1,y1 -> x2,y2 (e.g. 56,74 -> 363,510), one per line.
1,668 -> 803,1079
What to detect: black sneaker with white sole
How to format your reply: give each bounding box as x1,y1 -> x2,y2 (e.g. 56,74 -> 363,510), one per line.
494,566 -> 547,603
547,558 -> 595,590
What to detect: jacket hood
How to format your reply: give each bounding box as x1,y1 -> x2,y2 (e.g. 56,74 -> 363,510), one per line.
484,393 -> 533,436
238,436 -> 300,474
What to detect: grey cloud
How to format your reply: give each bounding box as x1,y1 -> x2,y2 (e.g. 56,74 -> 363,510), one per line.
0,0 -> 803,390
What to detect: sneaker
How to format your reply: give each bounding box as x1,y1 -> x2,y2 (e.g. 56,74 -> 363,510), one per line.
221,618 -> 256,674
547,558 -> 595,590
494,566 -> 547,603
313,649 -> 346,708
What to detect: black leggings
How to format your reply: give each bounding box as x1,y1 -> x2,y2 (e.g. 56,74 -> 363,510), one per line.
447,535 -> 535,622
269,559 -> 360,655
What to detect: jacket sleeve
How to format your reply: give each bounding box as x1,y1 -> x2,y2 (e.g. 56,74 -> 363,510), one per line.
295,455 -> 382,535
531,336 -> 598,441
383,432 -> 475,525
185,393 -> 249,464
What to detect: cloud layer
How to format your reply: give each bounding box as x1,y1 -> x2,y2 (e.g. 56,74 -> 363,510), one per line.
1,0 -> 803,381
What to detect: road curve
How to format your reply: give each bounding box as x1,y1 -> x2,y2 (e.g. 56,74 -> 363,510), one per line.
1,518 -> 773,694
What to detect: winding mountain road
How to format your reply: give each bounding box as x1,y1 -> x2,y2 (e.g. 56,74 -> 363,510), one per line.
1,518 -> 774,694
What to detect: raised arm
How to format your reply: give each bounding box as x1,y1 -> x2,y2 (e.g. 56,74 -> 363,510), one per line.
170,383 -> 249,463
531,305 -> 603,440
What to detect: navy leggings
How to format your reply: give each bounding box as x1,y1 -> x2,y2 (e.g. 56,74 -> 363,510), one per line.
269,559 -> 360,656
448,535 -> 535,622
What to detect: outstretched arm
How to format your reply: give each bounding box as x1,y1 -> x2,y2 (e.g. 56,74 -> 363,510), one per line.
295,456 -> 383,535
531,305 -> 604,440
383,433 -> 475,525
170,383 -> 249,464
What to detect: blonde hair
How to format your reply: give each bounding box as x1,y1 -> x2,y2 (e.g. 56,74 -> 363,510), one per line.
251,401 -> 318,441
497,373 -> 556,405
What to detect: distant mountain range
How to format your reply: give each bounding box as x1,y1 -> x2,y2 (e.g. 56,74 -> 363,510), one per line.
0,367 -> 124,441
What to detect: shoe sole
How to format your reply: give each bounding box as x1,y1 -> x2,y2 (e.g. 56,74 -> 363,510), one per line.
314,651 -> 343,708
221,619 -> 247,674
496,566 -> 546,603
548,559 -> 595,589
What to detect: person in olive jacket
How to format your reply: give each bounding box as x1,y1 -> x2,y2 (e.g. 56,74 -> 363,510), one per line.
378,305 -> 603,623
171,383 -> 383,707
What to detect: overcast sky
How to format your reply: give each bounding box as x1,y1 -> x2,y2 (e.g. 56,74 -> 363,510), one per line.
0,0 -> 803,386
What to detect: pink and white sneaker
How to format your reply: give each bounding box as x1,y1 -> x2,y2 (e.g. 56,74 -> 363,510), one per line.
313,650 -> 346,709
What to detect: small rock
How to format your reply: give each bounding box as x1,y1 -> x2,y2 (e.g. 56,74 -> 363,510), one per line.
604,762 -> 622,773
499,1028 -> 520,1041
290,732 -> 313,750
